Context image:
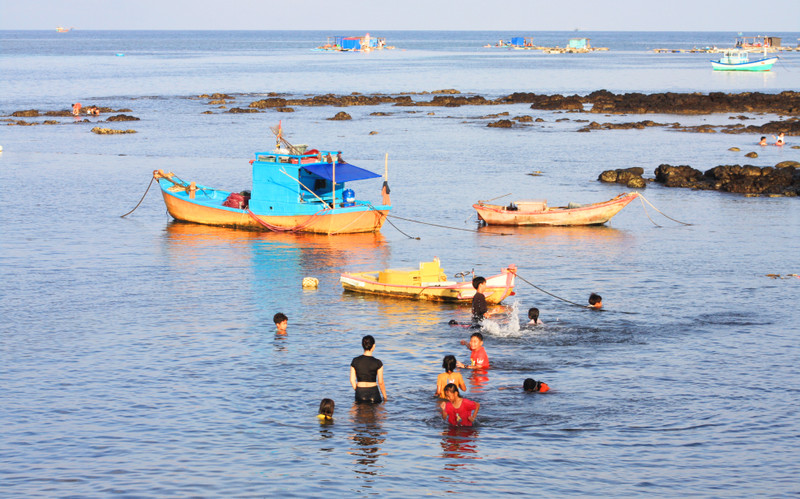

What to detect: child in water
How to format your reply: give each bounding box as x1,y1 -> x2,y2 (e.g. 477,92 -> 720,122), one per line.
317,398 -> 334,421
759,136 -> 768,146
588,293 -> 603,309
528,307 -> 544,325
273,312 -> 288,334
500,378 -> 550,392
439,383 -> 480,427
457,332 -> 489,369
435,355 -> 466,398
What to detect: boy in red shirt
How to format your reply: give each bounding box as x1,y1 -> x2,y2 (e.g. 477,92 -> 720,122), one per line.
457,332 -> 489,370
439,383 -> 480,426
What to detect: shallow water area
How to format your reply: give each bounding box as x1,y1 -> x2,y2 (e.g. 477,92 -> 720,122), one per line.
2,30 -> 800,497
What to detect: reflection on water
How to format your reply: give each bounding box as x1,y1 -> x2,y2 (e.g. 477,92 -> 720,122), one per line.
341,291 -> 461,328
439,426 -> 481,473
348,403 -> 387,488
477,223 -> 631,246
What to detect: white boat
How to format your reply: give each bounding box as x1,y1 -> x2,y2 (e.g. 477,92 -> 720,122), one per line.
711,47 -> 777,71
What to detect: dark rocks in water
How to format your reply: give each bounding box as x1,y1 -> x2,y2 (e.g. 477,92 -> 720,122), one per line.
91,127 -> 137,134
275,107 -> 294,113
227,107 -> 260,113
586,90 -> 800,115
12,110 -> 39,117
578,120 -> 668,132
44,110 -> 74,117
776,161 -> 800,168
487,119 -> 513,128
199,93 -> 234,100
329,111 -> 352,120
744,151 -> 758,158
654,163 -> 800,196
598,167 -> 647,188
249,97 -> 287,109
514,115 -> 533,122
106,114 -> 140,122
729,147 -> 741,151
370,112 -> 392,116
431,89 -> 461,94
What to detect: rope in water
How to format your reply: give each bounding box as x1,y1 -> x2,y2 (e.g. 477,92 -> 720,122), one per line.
510,271 -> 589,309
386,213 -> 514,236
637,193 -> 693,226
120,175 -> 155,218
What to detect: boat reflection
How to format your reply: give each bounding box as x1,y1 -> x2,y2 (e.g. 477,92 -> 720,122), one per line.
439,426 -> 481,472
340,291 -> 461,328
477,224 -> 631,245
164,220 -> 389,270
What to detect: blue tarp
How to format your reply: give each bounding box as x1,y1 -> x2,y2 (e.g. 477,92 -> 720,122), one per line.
511,37 -> 525,46
302,163 -> 381,182
341,38 -> 361,50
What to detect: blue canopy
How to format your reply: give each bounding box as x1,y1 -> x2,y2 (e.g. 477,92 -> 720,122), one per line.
302,163 -> 381,183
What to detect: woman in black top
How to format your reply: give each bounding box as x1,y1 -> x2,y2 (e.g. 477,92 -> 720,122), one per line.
350,335 -> 387,403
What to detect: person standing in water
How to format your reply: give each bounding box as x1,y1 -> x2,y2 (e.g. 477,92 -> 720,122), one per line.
435,355 -> 466,398
350,335 -> 387,404
439,383 -> 480,427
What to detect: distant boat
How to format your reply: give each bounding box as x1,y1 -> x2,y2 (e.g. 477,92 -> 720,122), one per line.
56,27 -> 71,33
711,47 -> 777,71
473,192 -> 639,226
340,258 -> 517,303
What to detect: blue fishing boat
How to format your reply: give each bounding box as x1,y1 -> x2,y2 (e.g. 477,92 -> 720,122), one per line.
711,47 -> 777,71
153,126 -> 391,234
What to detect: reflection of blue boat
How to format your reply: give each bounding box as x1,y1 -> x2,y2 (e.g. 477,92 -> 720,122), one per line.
154,127 -> 391,234
711,48 -> 777,71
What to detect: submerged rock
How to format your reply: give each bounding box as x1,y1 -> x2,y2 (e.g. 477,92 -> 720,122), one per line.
91,127 -> 137,134
487,119 -> 513,128
329,111 -> 352,120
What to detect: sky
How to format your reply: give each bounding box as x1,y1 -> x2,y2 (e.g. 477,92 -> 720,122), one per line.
0,0 -> 798,31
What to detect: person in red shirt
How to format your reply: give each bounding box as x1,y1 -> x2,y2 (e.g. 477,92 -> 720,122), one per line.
457,332 -> 489,369
439,383 -> 480,426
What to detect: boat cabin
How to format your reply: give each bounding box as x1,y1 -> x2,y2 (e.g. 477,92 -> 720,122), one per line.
249,147 -> 381,215
719,50 -> 750,64
568,38 -> 591,49
377,258 -> 448,285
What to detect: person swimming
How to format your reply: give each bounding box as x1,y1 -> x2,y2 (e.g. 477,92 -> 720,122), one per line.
435,355 -> 466,397
588,293 -> 603,309
317,398 -> 335,421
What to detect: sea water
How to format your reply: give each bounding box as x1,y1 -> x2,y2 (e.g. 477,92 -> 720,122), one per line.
1,30 -> 799,497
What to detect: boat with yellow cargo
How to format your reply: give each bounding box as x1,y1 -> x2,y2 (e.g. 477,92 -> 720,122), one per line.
340,258 -> 516,303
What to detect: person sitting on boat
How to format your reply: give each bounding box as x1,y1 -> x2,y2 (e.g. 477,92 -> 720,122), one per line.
588,293 -> 603,309
325,153 -> 333,163
527,307 -> 544,326
759,136 -> 768,146
773,133 -> 785,146
336,151 -> 344,164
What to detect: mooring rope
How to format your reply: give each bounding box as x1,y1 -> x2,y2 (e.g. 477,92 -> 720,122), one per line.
638,193 -> 693,226
386,213 -> 514,236
120,175 -> 155,218
511,271 -> 589,308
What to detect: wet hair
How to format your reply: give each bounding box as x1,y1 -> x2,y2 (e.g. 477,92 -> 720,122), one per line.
319,398 -> 335,418
523,378 -> 540,392
442,355 -> 457,373
273,312 -> 287,324
528,308 -> 539,321
472,276 -> 486,290
448,319 -> 458,326
760,136 -> 766,140
589,293 -> 602,306
470,332 -> 483,342
443,383 -> 459,395
361,334 -> 375,351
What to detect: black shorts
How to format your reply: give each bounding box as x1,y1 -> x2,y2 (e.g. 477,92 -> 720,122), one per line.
355,386 -> 382,404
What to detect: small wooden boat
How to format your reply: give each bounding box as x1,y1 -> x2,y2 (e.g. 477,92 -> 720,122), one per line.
473,192 -> 639,226
711,48 -> 777,71
340,258 -> 516,303
154,127 -> 391,234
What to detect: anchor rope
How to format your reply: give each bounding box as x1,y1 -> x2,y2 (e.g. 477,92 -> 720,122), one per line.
120,175 -> 155,218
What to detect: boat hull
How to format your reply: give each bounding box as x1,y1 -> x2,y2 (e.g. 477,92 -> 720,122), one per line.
340,267 -> 516,303
157,176 -> 388,234
473,192 -> 639,226
711,57 -> 778,71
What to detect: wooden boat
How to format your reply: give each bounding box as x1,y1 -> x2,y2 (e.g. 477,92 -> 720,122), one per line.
340,258 -> 516,303
154,129 -> 390,235
473,192 -> 639,226
711,48 -> 777,71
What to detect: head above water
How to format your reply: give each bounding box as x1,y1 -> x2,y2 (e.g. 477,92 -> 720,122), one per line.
589,293 -> 602,307
442,355 -> 457,372
528,308 -> 539,321
318,398 -> 335,418
361,334 -> 375,351
273,312 -> 287,325
472,276 -> 486,290
523,378 -> 541,392
443,383 -> 460,396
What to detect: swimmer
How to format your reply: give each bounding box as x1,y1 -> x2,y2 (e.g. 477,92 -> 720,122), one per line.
527,307 -> 544,325
435,355 -> 466,398
773,132 -> 785,146
759,136 -> 768,146
499,378 -> 550,392
457,332 -> 489,369
588,293 -> 603,309
273,312 -> 288,334
317,398 -> 334,421
439,383 -> 480,427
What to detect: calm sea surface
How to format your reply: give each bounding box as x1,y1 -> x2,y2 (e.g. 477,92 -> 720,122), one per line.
1,30 -> 799,497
